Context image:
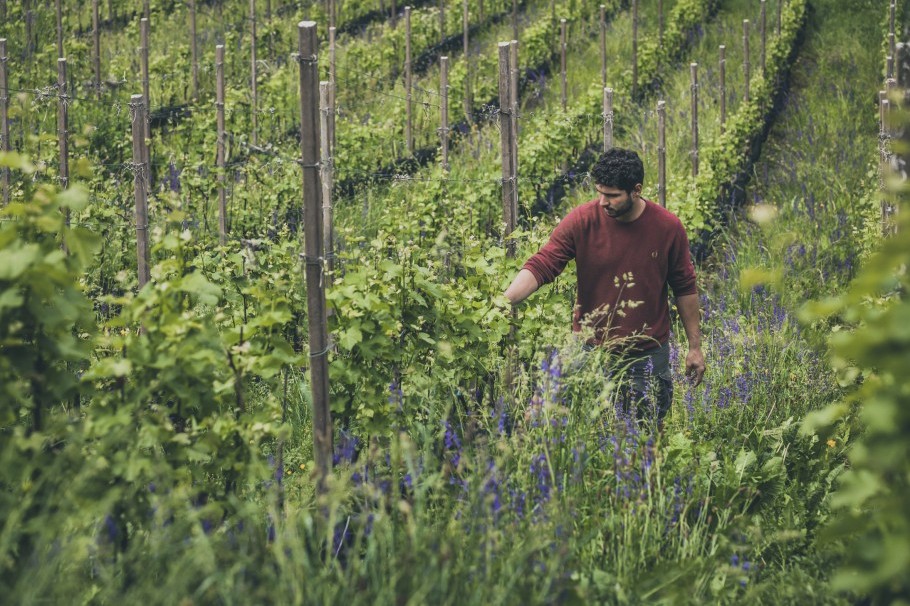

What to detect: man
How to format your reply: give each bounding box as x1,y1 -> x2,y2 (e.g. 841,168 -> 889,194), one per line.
504,148 -> 705,421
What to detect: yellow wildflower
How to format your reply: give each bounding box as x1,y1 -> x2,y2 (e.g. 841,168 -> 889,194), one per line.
826,439 -> 836,448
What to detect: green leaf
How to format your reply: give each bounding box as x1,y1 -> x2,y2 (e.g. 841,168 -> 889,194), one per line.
0,151 -> 36,173
338,326 -> 363,350
0,243 -> 41,280
56,184 -> 91,212
63,226 -> 102,267
179,272 -> 222,306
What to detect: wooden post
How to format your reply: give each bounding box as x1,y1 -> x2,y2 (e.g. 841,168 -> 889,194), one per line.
130,94 -> 151,289
510,40 -> 519,136
510,40 -> 519,217
719,45 -> 726,133
890,1 -> 897,62
658,0 -> 664,47
603,87 -> 613,152
463,0 -> 472,124
56,0 -> 64,58
879,92 -> 894,236
250,0 -> 258,146
512,0 -> 518,41
216,45 -> 227,245
632,0 -> 638,98
440,56 -> 450,170
600,5 -> 606,86
657,100 -> 666,207
93,0 -> 101,96
760,1 -> 766,74
889,55 -> 895,81
498,42 -> 515,256
144,0 -> 150,21
329,27 -> 336,154
319,82 -> 334,283
190,0 -> 199,100
57,59 -> 69,197
25,5 -> 33,72
392,0 -> 397,28
881,90 -> 887,139
405,7 -> 413,155
743,20 -> 750,103
0,39 -> 8,206
140,19 -> 151,163
777,0 -> 782,37
690,62 -> 698,177
296,21 -> 332,489
560,19 -> 567,112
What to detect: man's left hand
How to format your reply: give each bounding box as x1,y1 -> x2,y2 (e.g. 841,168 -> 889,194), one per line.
685,347 -> 706,386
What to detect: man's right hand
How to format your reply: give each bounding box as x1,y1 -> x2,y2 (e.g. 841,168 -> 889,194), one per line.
504,269 -> 540,305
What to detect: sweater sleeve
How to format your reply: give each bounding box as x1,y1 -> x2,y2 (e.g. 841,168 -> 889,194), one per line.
667,219 -> 697,297
522,213 -> 577,286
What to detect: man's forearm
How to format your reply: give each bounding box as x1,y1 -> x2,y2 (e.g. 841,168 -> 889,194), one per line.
676,293 -> 702,349
505,269 -> 540,304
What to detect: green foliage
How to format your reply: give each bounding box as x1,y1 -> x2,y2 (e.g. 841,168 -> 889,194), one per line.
800,203 -> 910,600
671,0 -> 808,235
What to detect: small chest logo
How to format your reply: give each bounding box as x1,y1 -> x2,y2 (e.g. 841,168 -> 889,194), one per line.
651,251 -> 658,259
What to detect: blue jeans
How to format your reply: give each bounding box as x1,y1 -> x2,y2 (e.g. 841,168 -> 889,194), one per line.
614,341 -> 673,422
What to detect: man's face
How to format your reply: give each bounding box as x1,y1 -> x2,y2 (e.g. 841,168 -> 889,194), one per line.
595,184 -> 640,220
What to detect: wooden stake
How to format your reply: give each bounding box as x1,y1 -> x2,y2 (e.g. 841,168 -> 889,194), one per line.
56,0 -> 64,58
140,18 -> 151,164
880,90 -> 887,138
760,1 -> 767,73
498,42 -> 515,256
405,6 -> 413,155
329,27 -> 336,154
560,19 -> 567,112
296,21 -> 332,489
57,58 -> 69,197
719,45 -> 726,133
743,19 -> 750,103
190,0 -> 199,100
250,0 -> 258,146
510,40 -> 519,218
690,62 -> 698,177
0,39 -> 8,206
890,1 -> 897,62
776,0 -> 782,38
440,56 -> 450,170
658,0 -> 664,47
320,82 -> 334,283
216,45 -> 227,245
130,94 -> 151,289
600,5 -> 606,87
657,100 -> 666,207
888,55 -> 895,81
603,87 -> 613,152
93,0 -> 101,96
632,0 -> 638,98
25,5 -> 33,72
463,0 -> 472,123
512,0 -> 518,41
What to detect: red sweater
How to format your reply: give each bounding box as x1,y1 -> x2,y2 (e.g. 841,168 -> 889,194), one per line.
523,198 -> 697,351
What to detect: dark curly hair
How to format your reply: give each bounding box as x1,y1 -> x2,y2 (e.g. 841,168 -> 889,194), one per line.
590,148 -> 644,194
